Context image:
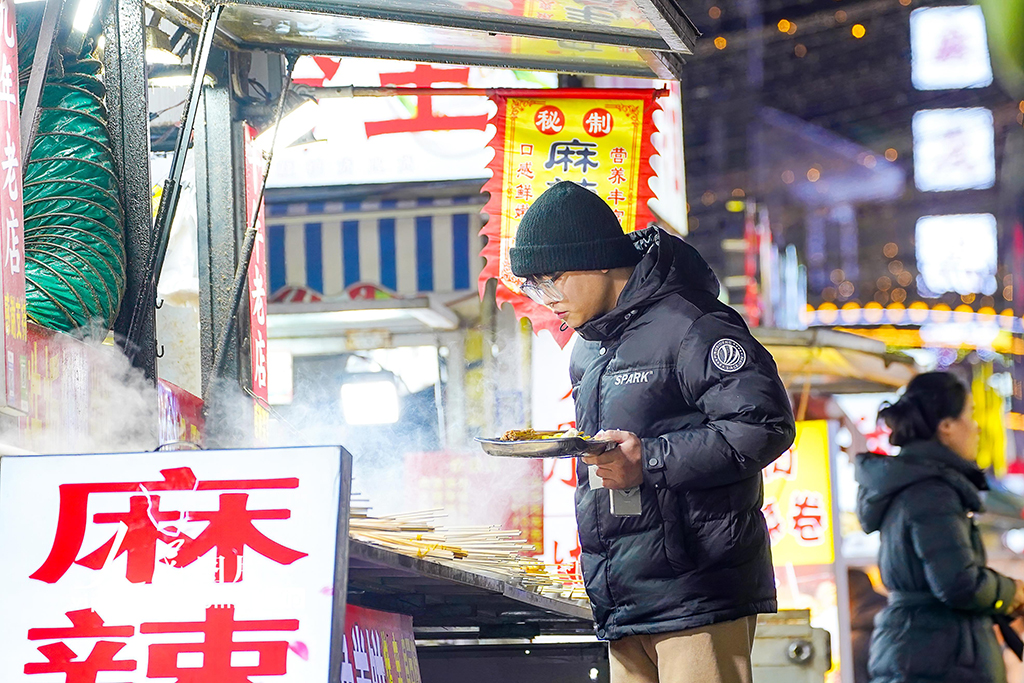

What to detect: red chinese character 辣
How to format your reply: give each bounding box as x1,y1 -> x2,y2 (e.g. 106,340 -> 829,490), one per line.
142,605 -> 299,682
790,491 -> 825,545
364,64 -> 488,137
30,468 -> 304,584
25,609 -> 136,682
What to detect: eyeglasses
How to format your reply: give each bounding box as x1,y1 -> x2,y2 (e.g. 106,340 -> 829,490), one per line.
520,272 -> 564,305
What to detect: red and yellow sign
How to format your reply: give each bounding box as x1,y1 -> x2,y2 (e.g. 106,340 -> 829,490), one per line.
479,89 -> 661,346
762,420 -> 835,566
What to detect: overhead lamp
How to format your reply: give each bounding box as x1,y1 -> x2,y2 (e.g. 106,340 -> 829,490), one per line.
340,376 -> 400,426
254,100 -> 320,152
148,64 -> 216,89
72,0 -> 101,34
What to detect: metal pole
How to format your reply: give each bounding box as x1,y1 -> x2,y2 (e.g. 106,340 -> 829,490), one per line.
209,54 -> 296,381
124,3 -> 222,359
830,421 -> 854,683
293,85 -> 672,99
106,0 -> 156,379
19,0 -> 64,155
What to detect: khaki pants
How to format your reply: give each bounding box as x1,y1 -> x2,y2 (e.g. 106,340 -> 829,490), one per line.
608,616 -> 758,683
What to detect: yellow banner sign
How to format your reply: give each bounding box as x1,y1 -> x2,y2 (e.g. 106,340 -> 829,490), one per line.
480,89 -> 660,346
763,420 -> 835,566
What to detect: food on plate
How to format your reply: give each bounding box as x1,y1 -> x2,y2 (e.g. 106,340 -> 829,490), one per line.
498,427 -> 586,442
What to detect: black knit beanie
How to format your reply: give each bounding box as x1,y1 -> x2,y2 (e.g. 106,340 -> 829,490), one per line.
509,181 -> 642,277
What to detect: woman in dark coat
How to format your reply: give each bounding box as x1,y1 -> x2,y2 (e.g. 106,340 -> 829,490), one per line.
856,372 -> 1024,683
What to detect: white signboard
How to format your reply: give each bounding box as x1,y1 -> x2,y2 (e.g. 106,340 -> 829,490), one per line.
912,108 -> 996,192
0,446 -> 349,682
267,58 -> 556,188
910,6 -> 993,91
916,213 -> 998,296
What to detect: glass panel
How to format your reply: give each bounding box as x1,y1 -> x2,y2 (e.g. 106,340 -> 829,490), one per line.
312,0 -> 658,39
218,6 -> 661,78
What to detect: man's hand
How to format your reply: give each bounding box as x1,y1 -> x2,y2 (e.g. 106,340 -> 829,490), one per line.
582,429 -> 644,490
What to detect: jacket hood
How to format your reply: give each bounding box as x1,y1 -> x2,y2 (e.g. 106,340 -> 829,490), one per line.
855,440 -> 987,533
575,227 -> 720,342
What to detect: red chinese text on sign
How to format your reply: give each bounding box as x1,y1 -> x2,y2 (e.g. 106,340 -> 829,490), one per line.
364,64 -> 489,137
534,105 -> 564,134
24,609 -> 136,682
0,0 -> 25,412
790,490 -> 825,545
143,605 -> 299,682
29,467 -> 304,584
583,108 -> 613,137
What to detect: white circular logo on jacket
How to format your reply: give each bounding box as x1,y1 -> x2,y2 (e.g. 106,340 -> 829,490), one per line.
711,338 -> 746,373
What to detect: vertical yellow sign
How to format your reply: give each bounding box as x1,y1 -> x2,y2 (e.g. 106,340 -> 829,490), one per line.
763,420 -> 835,566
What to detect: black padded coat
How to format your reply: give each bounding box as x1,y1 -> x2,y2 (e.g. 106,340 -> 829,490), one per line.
569,228 -> 796,640
856,442 -> 1018,683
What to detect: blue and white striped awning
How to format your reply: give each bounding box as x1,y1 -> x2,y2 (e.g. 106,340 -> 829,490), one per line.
266,191 -> 486,298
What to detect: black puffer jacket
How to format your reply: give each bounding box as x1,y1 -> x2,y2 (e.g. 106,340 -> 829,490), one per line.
569,228 -> 795,640
856,442 -> 1017,683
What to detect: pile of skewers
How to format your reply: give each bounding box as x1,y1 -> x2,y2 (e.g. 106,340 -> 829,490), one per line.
348,499 -> 588,603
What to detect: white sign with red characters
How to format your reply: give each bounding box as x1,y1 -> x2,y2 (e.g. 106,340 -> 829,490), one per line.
0,446 -> 350,682
0,0 -> 25,415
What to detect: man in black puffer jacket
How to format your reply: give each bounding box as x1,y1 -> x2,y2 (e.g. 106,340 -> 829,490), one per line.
509,182 -> 796,683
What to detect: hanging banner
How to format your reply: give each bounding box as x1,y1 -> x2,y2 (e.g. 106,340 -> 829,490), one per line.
244,125 -> 270,444
479,88 -> 661,347
0,0 -> 25,415
762,420 -> 835,566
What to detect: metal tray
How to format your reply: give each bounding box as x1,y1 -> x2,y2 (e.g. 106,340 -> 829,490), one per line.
475,436 -> 616,458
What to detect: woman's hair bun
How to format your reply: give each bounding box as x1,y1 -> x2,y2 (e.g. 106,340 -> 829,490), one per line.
877,372 -> 967,447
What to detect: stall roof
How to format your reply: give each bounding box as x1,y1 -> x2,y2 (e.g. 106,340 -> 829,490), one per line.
268,296 -> 459,353
346,539 -> 595,637
149,0 -> 696,78
754,328 -> 918,394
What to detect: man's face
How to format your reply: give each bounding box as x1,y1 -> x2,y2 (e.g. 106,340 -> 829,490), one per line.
532,270 -> 615,329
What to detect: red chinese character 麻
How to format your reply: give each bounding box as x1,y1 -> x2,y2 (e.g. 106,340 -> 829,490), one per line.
25,609 -> 136,682
364,64 -> 488,137
31,468 -> 301,584
142,605 -> 299,682
167,492 -> 308,582
74,494 -> 182,583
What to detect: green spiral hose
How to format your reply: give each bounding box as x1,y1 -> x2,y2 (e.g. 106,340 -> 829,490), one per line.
18,15 -> 126,332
